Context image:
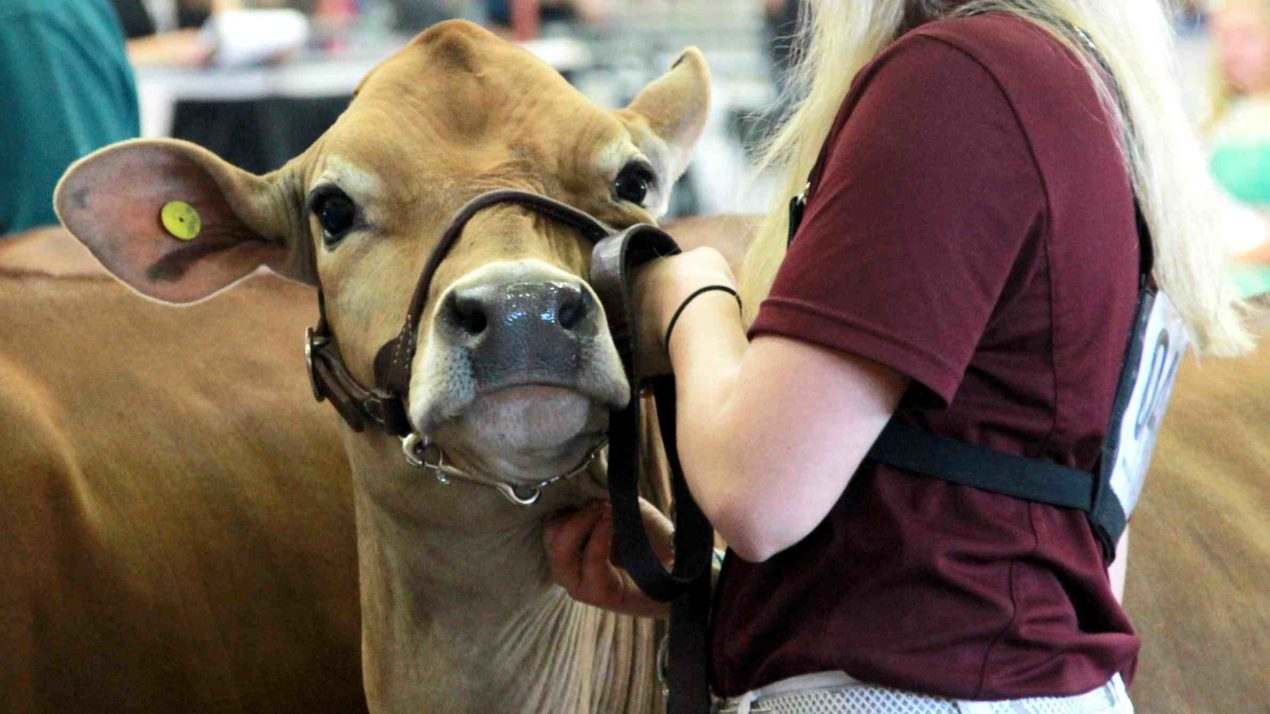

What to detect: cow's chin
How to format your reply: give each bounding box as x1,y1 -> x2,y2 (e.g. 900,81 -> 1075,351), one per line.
439,385 -> 608,482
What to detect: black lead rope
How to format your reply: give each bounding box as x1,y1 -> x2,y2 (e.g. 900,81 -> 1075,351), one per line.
591,224 -> 715,714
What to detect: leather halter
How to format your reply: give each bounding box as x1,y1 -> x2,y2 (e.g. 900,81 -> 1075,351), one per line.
306,190 -> 611,435
305,188 -> 713,712
305,190 -> 615,504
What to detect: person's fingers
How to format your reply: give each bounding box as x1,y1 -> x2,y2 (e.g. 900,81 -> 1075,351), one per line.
545,503 -> 605,595
581,507 -> 617,595
547,501 -> 674,620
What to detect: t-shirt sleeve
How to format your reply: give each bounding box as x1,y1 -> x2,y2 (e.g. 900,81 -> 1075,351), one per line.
750,36 -> 1046,406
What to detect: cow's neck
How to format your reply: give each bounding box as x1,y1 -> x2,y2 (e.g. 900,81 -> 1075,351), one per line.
346,437 -> 661,714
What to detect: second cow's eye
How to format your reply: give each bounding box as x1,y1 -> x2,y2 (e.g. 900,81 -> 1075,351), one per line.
612,163 -> 655,207
311,188 -> 358,247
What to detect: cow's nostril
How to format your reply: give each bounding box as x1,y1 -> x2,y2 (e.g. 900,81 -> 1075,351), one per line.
557,290 -> 588,331
451,293 -> 488,336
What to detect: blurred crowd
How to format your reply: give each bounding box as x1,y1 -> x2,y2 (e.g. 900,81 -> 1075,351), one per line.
1,0 -> 1267,291
1205,0 -> 1270,292
111,0 -> 625,66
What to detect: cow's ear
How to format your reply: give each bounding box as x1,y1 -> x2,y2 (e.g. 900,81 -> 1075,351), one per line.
55,139 -> 312,304
623,48 -> 711,184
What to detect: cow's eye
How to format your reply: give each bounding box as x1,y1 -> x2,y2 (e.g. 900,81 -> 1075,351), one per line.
612,163 -> 655,206
310,188 -> 357,247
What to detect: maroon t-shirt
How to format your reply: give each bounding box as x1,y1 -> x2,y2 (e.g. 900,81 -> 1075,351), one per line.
714,13 -> 1141,700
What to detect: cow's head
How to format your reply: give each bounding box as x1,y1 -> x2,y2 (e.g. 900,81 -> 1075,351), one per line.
56,21 -> 709,499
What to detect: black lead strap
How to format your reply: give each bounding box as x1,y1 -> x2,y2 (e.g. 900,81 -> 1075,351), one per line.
590,224 -> 715,714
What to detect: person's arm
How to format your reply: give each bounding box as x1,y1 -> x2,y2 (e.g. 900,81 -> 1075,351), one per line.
544,255 -> 905,617
634,251 -> 906,562
548,36 -> 1045,612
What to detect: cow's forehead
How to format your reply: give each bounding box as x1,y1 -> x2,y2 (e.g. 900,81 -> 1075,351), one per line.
305,21 -> 636,199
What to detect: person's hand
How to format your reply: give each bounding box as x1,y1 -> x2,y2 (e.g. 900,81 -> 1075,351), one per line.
632,247 -> 737,375
544,499 -> 674,619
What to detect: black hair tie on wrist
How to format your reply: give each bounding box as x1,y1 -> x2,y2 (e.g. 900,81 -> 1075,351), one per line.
663,285 -> 742,352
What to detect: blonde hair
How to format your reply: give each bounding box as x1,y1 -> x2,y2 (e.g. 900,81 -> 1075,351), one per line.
741,0 -> 1254,356
1205,0 -> 1270,127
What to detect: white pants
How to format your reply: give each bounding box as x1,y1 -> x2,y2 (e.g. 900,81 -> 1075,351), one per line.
716,671 -> 1134,714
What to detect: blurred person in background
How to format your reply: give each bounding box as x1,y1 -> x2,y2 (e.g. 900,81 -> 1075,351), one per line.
484,0 -> 609,37
387,0 -> 468,34
112,0 -> 326,175
114,0 -> 240,66
0,0 -> 138,252
1208,0 -> 1270,288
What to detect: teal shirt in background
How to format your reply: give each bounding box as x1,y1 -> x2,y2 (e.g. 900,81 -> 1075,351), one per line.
1211,142 -> 1270,206
0,0 -> 140,236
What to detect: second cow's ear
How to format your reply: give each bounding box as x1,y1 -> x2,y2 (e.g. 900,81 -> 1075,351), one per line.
55,139 -> 311,304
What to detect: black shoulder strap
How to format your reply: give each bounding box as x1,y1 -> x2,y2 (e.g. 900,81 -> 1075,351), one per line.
866,420 -> 1095,510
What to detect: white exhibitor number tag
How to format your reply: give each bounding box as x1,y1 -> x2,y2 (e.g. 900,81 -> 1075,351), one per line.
1108,290 -> 1189,517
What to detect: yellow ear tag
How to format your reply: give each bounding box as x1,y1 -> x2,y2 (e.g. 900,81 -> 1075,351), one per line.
160,201 -> 201,241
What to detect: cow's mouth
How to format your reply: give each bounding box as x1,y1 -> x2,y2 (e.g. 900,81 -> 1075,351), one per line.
407,260 -> 630,484
463,383 -> 607,453
422,381 -> 612,487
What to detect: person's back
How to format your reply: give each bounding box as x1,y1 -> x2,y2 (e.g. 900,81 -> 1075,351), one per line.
0,0 -> 139,237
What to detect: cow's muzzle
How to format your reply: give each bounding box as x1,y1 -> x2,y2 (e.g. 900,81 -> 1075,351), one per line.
305,189 -> 646,505
440,279 -> 598,392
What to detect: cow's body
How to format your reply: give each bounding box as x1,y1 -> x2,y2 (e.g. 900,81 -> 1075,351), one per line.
0,249 -> 364,712
5,244 -> 1257,713
1125,315 -> 1269,714
3,230 -> 1261,713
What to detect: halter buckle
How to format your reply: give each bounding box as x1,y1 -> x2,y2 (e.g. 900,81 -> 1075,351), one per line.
400,432 -> 605,507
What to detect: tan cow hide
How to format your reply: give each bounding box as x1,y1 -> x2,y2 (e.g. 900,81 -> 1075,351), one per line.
0,246 -> 364,712
1125,314 -> 1269,714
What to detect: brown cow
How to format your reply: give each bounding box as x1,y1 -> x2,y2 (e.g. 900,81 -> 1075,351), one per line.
1124,311 -> 1269,714
55,20 -> 707,714
0,230 -> 365,713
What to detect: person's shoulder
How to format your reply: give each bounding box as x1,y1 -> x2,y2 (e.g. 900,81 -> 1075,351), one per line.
831,14 -> 1040,152
875,12 -> 1106,144
857,12 -> 1071,107
901,12 -> 1086,90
